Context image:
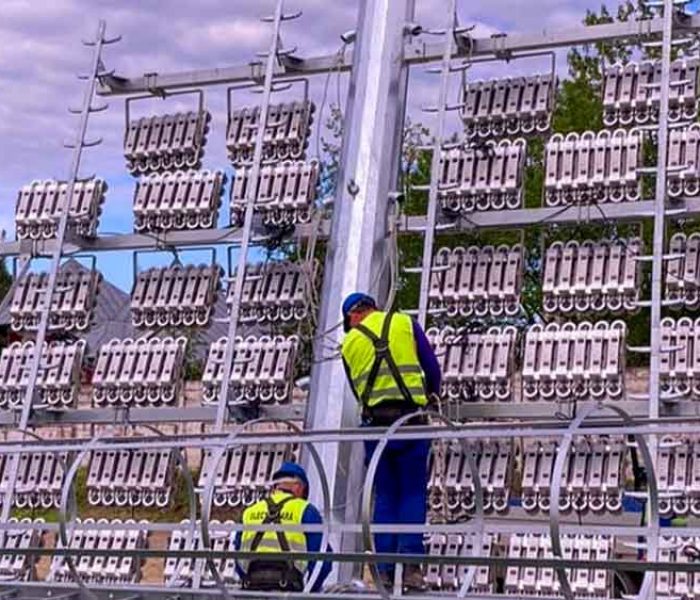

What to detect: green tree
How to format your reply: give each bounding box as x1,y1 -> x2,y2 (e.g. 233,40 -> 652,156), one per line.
395,0 -> 665,362
0,260 -> 10,301
0,260 -> 11,348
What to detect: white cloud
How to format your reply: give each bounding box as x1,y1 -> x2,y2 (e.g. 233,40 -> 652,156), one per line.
184,19 -> 270,50
0,0 -> 613,286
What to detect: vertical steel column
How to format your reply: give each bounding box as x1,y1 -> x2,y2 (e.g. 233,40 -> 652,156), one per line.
645,3 -> 673,591
648,0 -> 674,422
416,3 -> 458,328
305,0 -> 415,579
0,20 -> 110,523
213,0 -> 285,431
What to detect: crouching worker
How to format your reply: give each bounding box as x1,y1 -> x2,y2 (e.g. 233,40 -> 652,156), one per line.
235,462 -> 332,592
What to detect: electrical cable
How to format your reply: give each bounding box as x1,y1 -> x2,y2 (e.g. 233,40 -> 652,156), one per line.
315,42 -> 348,164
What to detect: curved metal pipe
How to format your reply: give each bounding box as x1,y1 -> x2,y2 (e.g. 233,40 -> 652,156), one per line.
58,424 -> 197,597
547,402 -> 659,600
360,410 -> 485,600
199,418 -> 331,597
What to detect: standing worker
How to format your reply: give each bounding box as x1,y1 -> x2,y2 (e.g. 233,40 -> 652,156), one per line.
235,462 -> 332,592
340,292 -> 442,590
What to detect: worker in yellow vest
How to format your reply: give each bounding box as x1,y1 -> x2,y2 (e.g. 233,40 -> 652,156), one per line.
340,293 -> 442,590
235,462 -> 332,591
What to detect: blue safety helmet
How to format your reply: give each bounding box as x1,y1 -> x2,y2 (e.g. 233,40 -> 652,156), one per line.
272,462 -> 309,498
685,0 -> 700,13
341,292 -> 377,318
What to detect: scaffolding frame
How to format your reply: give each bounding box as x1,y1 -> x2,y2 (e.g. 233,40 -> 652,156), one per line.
1,0 -> 700,597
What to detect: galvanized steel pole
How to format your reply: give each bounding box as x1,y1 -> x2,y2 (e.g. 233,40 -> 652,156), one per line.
0,20 -> 109,524
213,0 -> 285,431
305,0 -> 415,581
648,0 -> 674,422
416,3 -> 459,328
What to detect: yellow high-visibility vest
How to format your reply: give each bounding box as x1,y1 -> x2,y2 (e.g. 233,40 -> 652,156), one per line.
239,490 -> 309,574
341,311 -> 427,407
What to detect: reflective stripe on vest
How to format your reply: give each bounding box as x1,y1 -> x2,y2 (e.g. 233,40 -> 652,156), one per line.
351,365 -> 424,392
341,311 -> 427,407
239,490 -> 309,574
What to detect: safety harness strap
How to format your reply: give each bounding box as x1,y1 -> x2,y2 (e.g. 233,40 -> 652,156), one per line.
244,496 -> 304,590
248,496 -> 297,574
354,312 -> 416,406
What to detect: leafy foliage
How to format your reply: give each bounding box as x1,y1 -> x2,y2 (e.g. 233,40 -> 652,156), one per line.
394,1 -> 665,363
0,261 -> 10,301
0,261 -> 11,348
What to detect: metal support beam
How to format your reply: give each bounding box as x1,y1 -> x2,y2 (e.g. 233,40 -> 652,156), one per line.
0,20 -> 110,525
6,411 -> 700,455
648,0 -> 674,424
3,196 -> 700,261
412,13 -> 692,61
415,4 -> 458,327
213,0 -> 292,431
0,403 -> 305,427
399,197 -> 700,232
96,15 -> 700,97
304,0 -> 414,581
644,7 -> 674,581
0,222 -> 327,259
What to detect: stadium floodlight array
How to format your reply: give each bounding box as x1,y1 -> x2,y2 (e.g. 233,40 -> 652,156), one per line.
426,326 -> 518,402
429,245 -> 523,317
425,534 -> 495,592
198,444 -> 294,507
0,341 -> 86,410
133,170 -> 226,232
10,269 -> 101,332
461,74 -> 556,138
0,518 -> 43,581
668,124 -> 700,198
230,159 -> 319,227
602,58 -> 700,127
124,110 -> 211,174
92,337 -> 187,407
438,140 -> 526,214
0,451 -> 69,509
505,534 -> 614,598
86,449 -> 176,508
542,238 -> 642,314
521,437 -> 625,513
49,518 -> 148,584
667,232 -> 700,307
544,130 -> 642,205
656,437 -> 700,517
229,260 -> 317,323
226,101 -> 315,165
660,318 -> 700,400
164,520 -> 238,588
657,536 -> 700,598
428,440 -> 512,517
15,179 -> 106,240
202,335 -> 299,405
131,264 -> 221,328
522,321 -> 626,402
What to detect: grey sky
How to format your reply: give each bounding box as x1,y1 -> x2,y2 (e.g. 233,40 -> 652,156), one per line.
0,0 -> 610,288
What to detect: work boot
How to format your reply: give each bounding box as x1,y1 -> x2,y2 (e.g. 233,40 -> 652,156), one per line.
364,567 -> 394,590
378,571 -> 394,590
403,565 -> 427,591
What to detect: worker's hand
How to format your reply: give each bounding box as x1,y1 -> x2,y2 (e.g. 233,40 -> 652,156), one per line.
428,392 -> 441,408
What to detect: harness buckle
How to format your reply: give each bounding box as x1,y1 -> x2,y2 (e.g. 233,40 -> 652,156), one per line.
374,340 -> 389,357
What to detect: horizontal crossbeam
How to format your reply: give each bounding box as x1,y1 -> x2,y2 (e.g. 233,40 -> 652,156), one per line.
0,403 -> 305,427
4,197 -> 700,260
97,15 -> 700,96
0,221 -> 328,258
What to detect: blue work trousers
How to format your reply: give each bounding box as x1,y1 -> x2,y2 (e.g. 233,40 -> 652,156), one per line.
364,437 -> 430,574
